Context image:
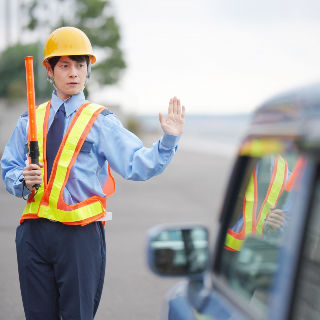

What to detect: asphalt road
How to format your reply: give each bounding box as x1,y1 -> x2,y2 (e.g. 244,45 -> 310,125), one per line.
0,144 -> 233,320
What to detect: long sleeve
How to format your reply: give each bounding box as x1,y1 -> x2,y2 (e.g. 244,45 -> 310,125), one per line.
1,100 -> 181,205
95,112 -> 180,181
1,114 -> 31,198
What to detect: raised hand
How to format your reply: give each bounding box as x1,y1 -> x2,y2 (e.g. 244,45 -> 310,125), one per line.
159,97 -> 186,136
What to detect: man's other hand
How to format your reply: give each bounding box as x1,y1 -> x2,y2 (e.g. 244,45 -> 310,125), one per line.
159,97 -> 186,136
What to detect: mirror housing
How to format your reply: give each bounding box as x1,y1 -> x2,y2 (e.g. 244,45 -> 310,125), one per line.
146,224 -> 210,277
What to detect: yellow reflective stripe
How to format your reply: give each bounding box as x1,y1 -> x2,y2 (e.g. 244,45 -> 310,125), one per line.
35,102 -> 47,166
225,233 -> 243,251
22,102 -> 47,216
244,173 -> 255,235
49,104 -> 101,204
36,102 -> 47,189
22,102 -> 108,224
225,172 -> 255,251
240,139 -> 284,157
256,156 -> 286,233
194,309 -> 216,320
38,201 -> 104,222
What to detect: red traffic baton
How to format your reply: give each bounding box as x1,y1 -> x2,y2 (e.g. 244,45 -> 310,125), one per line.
24,56 -> 40,189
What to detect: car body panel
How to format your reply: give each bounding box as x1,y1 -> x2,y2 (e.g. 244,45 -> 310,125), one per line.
147,83 -> 320,320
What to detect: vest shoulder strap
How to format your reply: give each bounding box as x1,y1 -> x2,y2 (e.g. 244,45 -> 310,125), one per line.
86,102 -> 112,116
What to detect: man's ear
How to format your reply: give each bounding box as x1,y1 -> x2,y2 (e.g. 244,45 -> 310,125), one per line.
45,62 -> 54,78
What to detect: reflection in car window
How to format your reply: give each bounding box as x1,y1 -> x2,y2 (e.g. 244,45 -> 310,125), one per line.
219,146 -> 306,316
292,171 -> 320,320
152,228 -> 209,274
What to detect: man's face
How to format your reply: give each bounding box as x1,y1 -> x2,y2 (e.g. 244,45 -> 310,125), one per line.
47,56 -> 88,100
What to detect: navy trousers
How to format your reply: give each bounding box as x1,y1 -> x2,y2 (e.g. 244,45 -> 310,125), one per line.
15,219 -> 106,320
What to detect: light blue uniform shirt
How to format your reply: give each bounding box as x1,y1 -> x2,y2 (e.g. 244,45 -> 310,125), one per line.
1,91 -> 180,204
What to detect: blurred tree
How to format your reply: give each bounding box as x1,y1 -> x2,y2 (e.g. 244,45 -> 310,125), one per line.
0,0 -> 126,100
0,42 -> 51,102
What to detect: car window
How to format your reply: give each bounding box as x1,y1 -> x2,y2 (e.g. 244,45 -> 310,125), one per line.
292,169 -> 320,320
218,141 -> 307,317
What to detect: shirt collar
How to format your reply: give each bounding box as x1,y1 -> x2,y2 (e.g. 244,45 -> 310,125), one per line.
51,90 -> 87,117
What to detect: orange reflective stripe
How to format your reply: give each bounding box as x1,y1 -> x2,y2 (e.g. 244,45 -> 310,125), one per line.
41,102 -> 91,204
224,244 -> 238,252
24,102 -> 49,210
256,157 -> 279,224
56,105 -> 105,211
251,169 -> 258,233
21,102 -> 115,226
285,157 -> 306,191
52,108 -> 112,215
225,171 -> 257,251
39,104 -> 108,223
21,101 -> 52,220
103,163 -> 116,198
225,156 -> 287,251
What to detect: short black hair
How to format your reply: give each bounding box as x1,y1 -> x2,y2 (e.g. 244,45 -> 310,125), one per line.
48,55 -> 90,72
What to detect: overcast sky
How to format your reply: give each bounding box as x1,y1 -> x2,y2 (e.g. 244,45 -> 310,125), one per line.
1,0 -> 320,114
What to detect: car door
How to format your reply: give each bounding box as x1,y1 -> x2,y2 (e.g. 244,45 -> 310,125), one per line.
196,137 -> 315,320
289,163 -> 320,320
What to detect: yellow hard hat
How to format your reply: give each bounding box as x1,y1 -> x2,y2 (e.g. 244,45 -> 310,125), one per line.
42,26 -> 96,66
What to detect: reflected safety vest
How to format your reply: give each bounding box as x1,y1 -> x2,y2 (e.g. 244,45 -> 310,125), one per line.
225,156 -> 288,251
21,101 -> 115,226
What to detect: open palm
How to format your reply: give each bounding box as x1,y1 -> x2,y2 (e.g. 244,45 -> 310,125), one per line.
159,97 -> 186,136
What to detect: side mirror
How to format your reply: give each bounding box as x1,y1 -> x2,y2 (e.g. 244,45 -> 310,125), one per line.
147,224 -> 209,277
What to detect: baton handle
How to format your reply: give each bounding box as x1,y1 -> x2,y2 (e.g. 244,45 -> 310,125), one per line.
29,141 -> 40,165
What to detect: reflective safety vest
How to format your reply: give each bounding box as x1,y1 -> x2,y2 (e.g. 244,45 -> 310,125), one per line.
21,101 -> 115,226
225,156 -> 288,251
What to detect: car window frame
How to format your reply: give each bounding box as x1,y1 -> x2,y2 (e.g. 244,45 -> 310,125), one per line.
207,139 -> 316,320
288,160 -> 320,320
210,154 -> 265,320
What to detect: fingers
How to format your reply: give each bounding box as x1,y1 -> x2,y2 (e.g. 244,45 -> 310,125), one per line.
168,97 -> 185,118
168,98 -> 173,115
267,211 -> 284,222
265,221 -> 281,232
266,216 -> 282,228
265,209 -> 285,232
23,164 -> 43,190
25,163 -> 41,170
172,97 -> 180,116
177,98 -> 181,115
270,209 -> 284,217
172,98 -> 177,115
181,105 -> 186,119
159,112 -> 164,125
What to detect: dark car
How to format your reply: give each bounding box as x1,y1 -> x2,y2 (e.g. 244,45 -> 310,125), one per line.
146,84 -> 320,320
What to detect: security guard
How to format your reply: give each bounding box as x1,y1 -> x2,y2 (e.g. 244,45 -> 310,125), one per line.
1,27 -> 185,320
225,155 -> 288,251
